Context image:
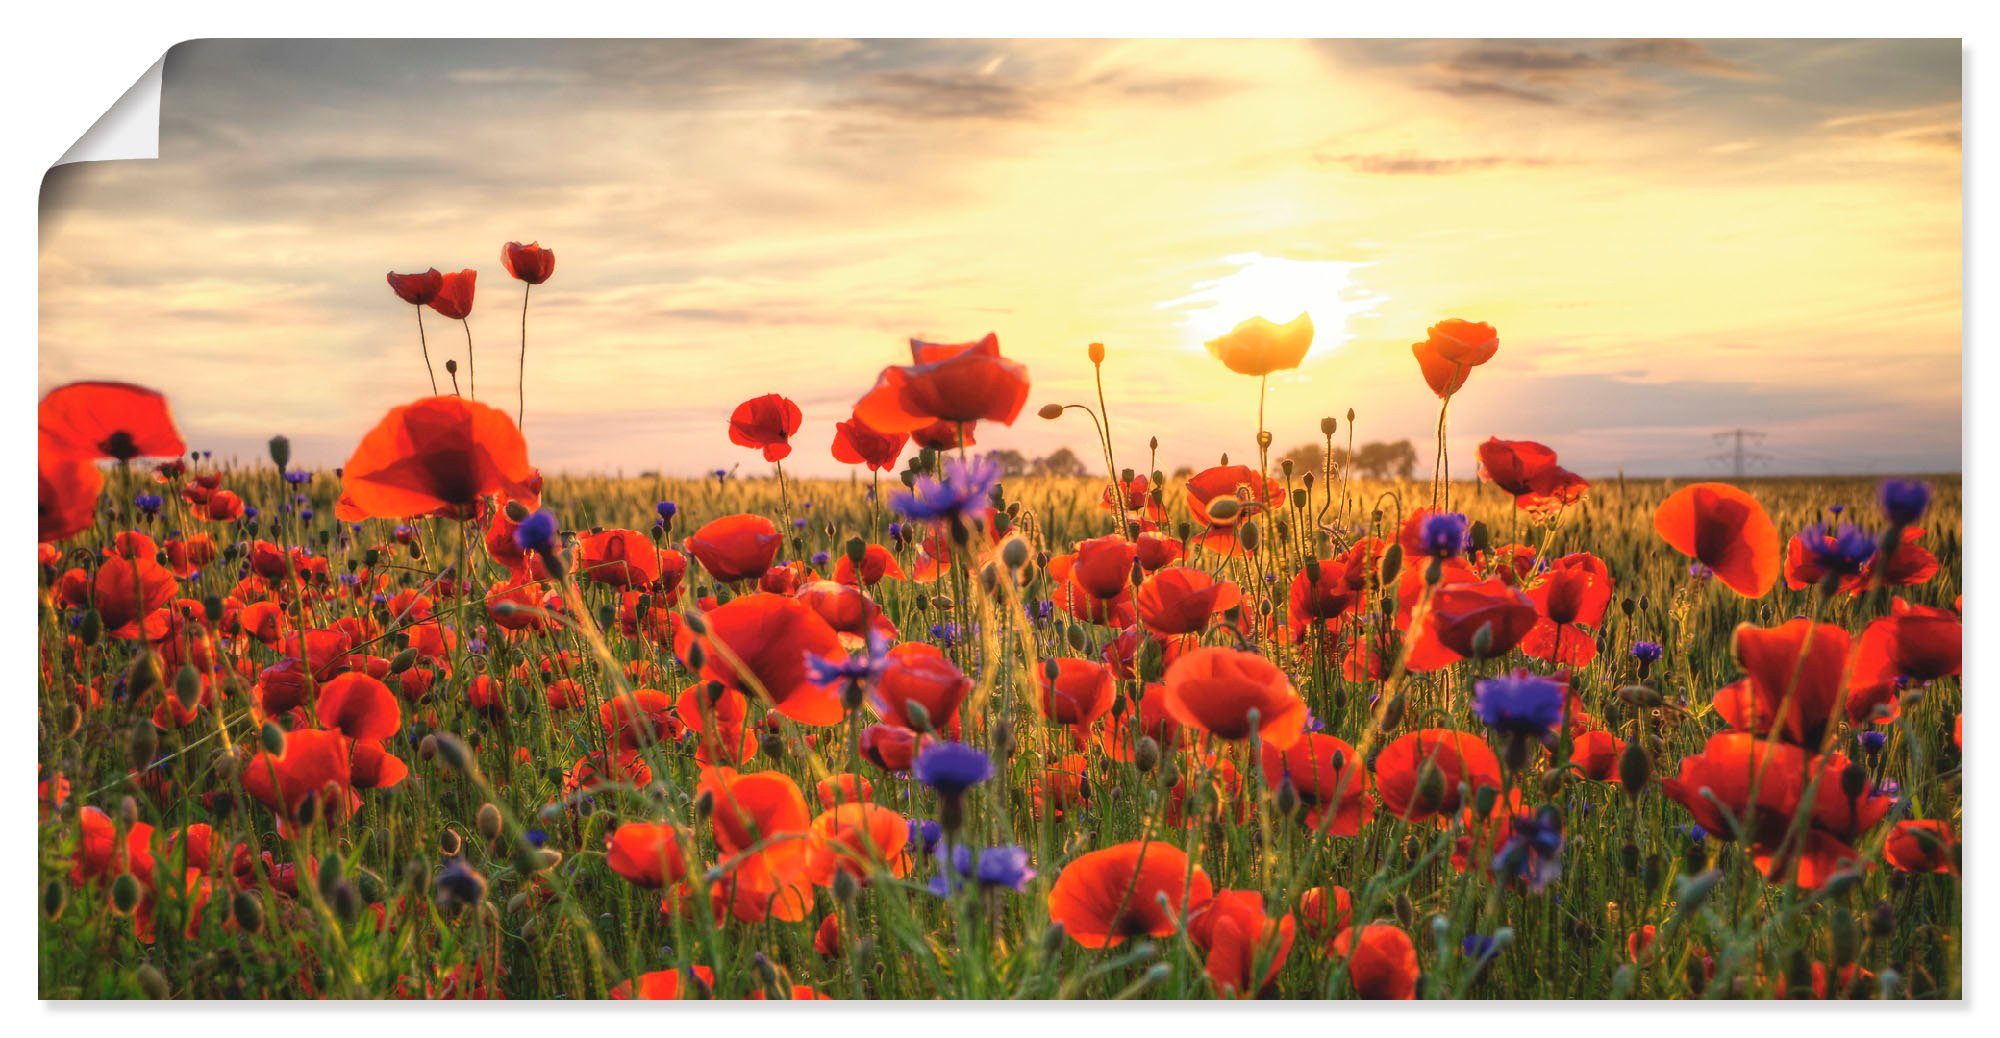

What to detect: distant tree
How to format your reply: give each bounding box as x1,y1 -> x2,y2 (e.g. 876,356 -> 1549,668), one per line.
1351,439 -> 1418,480
986,448 -> 1030,478
1033,447 -> 1091,479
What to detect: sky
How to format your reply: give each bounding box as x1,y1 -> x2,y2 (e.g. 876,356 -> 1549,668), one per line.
38,39 -> 1962,478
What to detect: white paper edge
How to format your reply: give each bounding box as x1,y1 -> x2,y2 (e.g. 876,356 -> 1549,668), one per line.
54,55 -> 164,166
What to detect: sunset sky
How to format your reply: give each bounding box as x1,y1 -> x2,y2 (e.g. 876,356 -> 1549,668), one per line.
38,39 -> 1962,478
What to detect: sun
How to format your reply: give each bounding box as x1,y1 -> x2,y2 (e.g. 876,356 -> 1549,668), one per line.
1163,252 -> 1381,352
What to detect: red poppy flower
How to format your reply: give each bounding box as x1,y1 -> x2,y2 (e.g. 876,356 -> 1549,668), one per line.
1261,732 -> 1373,835
576,529 -> 663,587
1136,567 -> 1242,637
815,774 -> 874,808
858,723 -> 930,772
1420,577 -> 1538,665
605,823 -> 688,888
1655,482 -> 1779,597
1184,464 -> 1282,552
1187,889 -> 1297,997
793,580 -> 895,649
853,333 -> 1031,433
911,419 -> 975,451
386,268 -> 443,306
868,643 -> 972,736
1660,732 -> 1890,889
1373,729 -> 1503,822
1882,819 -> 1958,875
728,393 -> 803,462
1847,600 -> 1960,726
1331,924 -> 1420,999
685,513 -> 782,583
610,966 -> 713,1001
1048,555 -> 1138,628
1036,657 -> 1117,727
1854,528 -> 1940,592
428,269 -> 476,320
1411,319 -> 1498,399
1048,840 -> 1213,949
92,555 -> 179,639
1297,885 -> 1354,939
1712,619 -> 1850,747
831,413 -> 909,472
1071,535 -> 1138,600
314,673 -> 401,741
676,683 -> 758,766
675,593 -> 845,725
71,806 -> 157,887
600,688 -> 682,752
39,430 -> 102,543
701,768 -> 813,879
1099,681 -> 1184,760
40,382 -> 188,462
1204,312 -> 1314,377
501,242 -> 555,285
339,396 -> 538,521
1477,437 -> 1588,514
1520,552 -> 1612,666
1571,729 -> 1626,782
1135,530 -> 1182,571
1161,646 -> 1306,749
833,543 -> 906,586
806,803 -> 910,885
241,729 -> 369,831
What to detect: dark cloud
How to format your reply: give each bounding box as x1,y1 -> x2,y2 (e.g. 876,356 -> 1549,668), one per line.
1445,45 -> 1606,77
836,70 -> 1041,121
1425,77 -> 1561,106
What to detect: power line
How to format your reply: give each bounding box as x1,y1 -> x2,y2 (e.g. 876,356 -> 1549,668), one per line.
1708,428 -> 1772,479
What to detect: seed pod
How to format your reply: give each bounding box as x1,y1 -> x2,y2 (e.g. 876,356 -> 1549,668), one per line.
233,889 -> 265,933
432,732 -> 475,774
1379,544 -> 1403,584
78,609 -> 102,646
1672,870 -> 1721,920
41,878 -> 66,921
1618,740 -> 1651,796
111,872 -> 143,914
317,851 -> 345,902
476,802 -> 503,839
832,869 -> 859,906
1238,521 -> 1260,552
134,964 -> 171,1000
389,647 -> 419,674
1393,892 -> 1416,928
260,721 -> 287,757
128,718 -> 159,771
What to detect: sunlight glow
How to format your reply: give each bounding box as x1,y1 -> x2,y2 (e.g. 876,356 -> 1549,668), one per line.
1163,253 -> 1382,352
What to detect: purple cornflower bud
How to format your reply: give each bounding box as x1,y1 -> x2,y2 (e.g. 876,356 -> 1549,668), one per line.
1473,670 -> 1567,737
1878,479 -> 1931,526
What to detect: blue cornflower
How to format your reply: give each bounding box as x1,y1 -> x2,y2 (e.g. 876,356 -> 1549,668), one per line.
913,742 -> 994,798
1800,521 -> 1876,576
1473,670 -> 1567,737
907,818 -> 942,855
243,506 -> 261,520
1491,806 -> 1564,893
891,456 -> 1002,529
283,469 -> 312,485
927,844 -> 1035,897
1859,730 -> 1888,754
804,628 -> 891,690
1630,641 -> 1664,664
886,521 -> 905,544
1688,562 -> 1713,580
433,859 -> 488,908
930,622 -> 961,648
1417,511 -> 1470,557
299,508 -> 314,521
525,828 -> 549,848
512,509 -> 561,555
656,501 -> 677,519
1878,479 -> 1931,526
1679,824 -> 1708,843
1461,934 -> 1502,963
134,493 -> 163,518
811,551 -> 831,568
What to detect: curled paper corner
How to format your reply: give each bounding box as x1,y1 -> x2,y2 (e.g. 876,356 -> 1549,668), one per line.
55,55 -> 165,166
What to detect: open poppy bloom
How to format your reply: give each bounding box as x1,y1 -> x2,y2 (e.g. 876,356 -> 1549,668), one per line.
1847,599 -> 1961,726
39,429 -> 103,543
428,269 -> 476,320
1520,552 -> 1612,667
676,683 -> 758,766
1415,577 -> 1538,668
609,965 -> 713,1001
1035,657 -> 1118,727
675,593 -> 846,725
853,333 -> 1030,434
1655,482 -> 1780,597
1373,728 -> 1503,822
685,513 -> 782,583
868,643 -> 972,736
1160,646 -> 1307,749
241,728 -> 406,834
805,803 -> 910,885
501,242 -> 555,285
605,822 -> 688,888
40,382 -> 188,462
728,393 -> 803,462
1882,819 -> 1958,875
339,396 -> 539,521
1184,464 -> 1282,553
1071,535 -> 1138,600
1712,618 -> 1851,747
576,529 -> 663,587
1477,437 -> 1588,515
1136,566 -> 1242,637
1187,889 -> 1297,997
1204,312 -> 1314,377
1261,732 -> 1373,835
833,543 -> 907,586
314,673 -> 401,741
92,555 -> 179,639
600,688 -> 682,751
1660,732 -> 1892,889
1330,924 -> 1420,999
386,268 -> 443,305
1412,319 -> 1498,399
1048,840 -> 1213,948
831,412 -> 908,472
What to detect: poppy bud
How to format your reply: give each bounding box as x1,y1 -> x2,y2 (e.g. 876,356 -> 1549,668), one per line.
433,732 -> 475,775
260,721 -> 287,756
1087,342 -> 1106,364
1618,842 -> 1641,873
1618,741 -> 1651,797
1321,417 -> 1337,436
134,964 -> 171,1000
1539,768 -> 1567,797
439,828 -> 463,858
1413,760 -> 1447,814
332,880 -> 363,924
446,359 -> 459,375
1133,736 -> 1161,773
832,868 -> 859,906
1379,544 -> 1403,584
128,653 -> 161,697
1291,488 -> 1307,510
1238,521 -> 1260,552
904,700 -> 934,735
418,733 -> 439,761
268,435 -> 291,471
111,872 -> 142,914
991,719 -> 1015,760
1868,899 -> 1896,937
1393,892 -> 1416,928
1001,536 -> 1030,571
42,878 -> 65,921
128,718 -> 158,771
1037,404 -> 1064,420
78,608 -> 102,646
1274,776 -> 1302,819
389,647 -> 419,674
1473,784 -> 1500,818
1041,923 -> 1068,958
476,802 -> 503,840
760,730 -> 786,759
1379,692 -> 1407,731
1672,870 -> 1720,920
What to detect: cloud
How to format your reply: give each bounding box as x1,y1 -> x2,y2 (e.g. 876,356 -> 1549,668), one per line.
1316,152 -> 1558,175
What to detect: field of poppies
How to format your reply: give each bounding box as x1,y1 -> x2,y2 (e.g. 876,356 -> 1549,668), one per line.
35,248 -> 1963,1000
